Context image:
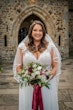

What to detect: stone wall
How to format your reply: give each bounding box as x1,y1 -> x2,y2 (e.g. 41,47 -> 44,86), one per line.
0,0 -> 69,64
69,11 -> 73,53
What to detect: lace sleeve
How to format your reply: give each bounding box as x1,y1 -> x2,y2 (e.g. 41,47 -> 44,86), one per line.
50,44 -> 61,76
13,42 -> 26,82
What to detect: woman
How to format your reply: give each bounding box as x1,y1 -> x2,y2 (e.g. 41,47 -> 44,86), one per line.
13,20 -> 61,110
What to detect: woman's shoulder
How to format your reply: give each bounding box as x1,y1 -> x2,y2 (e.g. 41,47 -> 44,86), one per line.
48,42 -> 55,48
18,42 -> 27,52
18,42 -> 26,48
47,43 -> 56,52
17,42 -> 28,53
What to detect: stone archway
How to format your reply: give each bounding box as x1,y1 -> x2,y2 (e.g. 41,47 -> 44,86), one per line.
12,5 -> 55,48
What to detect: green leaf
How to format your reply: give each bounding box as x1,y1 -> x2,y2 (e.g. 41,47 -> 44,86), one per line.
22,77 -> 25,81
45,83 -> 50,89
38,82 -> 42,86
20,82 -> 23,88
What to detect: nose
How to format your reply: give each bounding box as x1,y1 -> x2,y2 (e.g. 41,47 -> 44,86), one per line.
36,30 -> 40,34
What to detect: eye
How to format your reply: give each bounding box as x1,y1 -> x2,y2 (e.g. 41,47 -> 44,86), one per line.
39,29 -> 43,32
33,29 -> 37,31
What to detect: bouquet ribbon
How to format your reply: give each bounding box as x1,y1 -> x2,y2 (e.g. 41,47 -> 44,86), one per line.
32,85 -> 44,110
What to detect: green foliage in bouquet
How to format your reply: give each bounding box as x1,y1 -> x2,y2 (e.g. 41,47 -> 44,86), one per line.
18,62 -> 53,88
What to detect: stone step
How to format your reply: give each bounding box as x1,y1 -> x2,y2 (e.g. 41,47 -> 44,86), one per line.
0,94 -> 18,106
0,71 -> 18,88
0,68 -> 19,87
0,82 -> 18,89
0,75 -> 16,83
0,89 -> 18,94
0,70 -> 13,75
0,72 -> 13,76
0,106 -> 18,110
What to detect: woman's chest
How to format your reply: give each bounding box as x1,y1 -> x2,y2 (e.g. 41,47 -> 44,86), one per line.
23,50 -> 52,66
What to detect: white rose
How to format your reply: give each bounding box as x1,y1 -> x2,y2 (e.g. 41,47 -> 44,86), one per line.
37,66 -> 42,71
31,72 -> 36,78
33,68 -> 37,72
35,71 -> 40,75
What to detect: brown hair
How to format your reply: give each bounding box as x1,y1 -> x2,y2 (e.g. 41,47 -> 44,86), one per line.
27,20 -> 47,52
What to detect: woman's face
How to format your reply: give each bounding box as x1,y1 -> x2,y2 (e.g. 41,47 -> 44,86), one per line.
32,24 -> 43,42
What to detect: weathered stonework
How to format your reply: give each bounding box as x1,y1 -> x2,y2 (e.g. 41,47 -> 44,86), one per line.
0,0 -> 70,64
69,11 -> 73,53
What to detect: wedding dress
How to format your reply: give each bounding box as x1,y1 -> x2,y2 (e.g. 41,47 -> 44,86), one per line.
13,34 -> 61,110
16,42 -> 60,110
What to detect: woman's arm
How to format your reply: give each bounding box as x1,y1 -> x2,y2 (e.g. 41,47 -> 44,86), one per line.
16,48 -> 23,73
50,48 -> 58,78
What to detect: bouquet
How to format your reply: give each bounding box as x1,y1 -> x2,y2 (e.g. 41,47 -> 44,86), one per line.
18,62 -> 53,89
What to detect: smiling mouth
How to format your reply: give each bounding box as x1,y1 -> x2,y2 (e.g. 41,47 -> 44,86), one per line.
35,36 -> 40,37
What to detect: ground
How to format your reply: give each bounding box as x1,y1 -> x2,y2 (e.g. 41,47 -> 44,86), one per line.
0,58 -> 73,110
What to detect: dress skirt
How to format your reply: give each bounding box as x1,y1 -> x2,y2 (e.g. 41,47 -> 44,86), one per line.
19,75 -> 59,110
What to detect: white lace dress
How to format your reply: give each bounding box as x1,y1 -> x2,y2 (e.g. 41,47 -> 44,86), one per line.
14,42 -> 60,110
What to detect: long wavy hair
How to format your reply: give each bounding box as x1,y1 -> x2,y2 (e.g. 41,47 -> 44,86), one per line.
27,20 -> 47,52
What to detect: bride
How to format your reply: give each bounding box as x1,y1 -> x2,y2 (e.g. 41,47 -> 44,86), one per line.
13,20 -> 61,110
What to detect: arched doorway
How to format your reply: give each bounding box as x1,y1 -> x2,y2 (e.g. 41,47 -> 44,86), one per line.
12,5 -> 55,48
18,14 -> 47,44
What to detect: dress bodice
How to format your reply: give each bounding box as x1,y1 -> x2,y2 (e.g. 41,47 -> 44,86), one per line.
19,42 -> 52,70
